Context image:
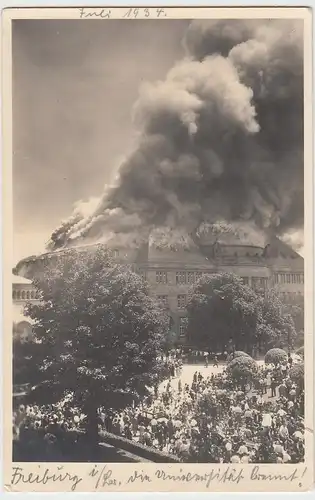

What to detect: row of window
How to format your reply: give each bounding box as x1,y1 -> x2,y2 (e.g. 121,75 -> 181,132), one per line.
156,271 -> 214,284
157,294 -> 187,309
151,271 -> 304,287
274,273 -> 304,285
251,277 -> 269,288
13,289 -> 38,300
281,291 -> 303,297
156,272 -> 269,287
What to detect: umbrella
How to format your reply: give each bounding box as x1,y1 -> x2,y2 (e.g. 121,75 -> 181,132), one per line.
277,409 -> 286,416
283,452 -> 291,463
274,444 -> 284,454
232,406 -> 242,413
238,445 -> 248,455
157,417 -> 167,423
293,431 -> 303,440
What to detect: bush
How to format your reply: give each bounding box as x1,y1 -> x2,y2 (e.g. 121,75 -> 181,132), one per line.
226,351 -> 251,363
295,346 -> 304,358
289,363 -> 304,388
227,355 -> 258,384
264,348 -> 287,365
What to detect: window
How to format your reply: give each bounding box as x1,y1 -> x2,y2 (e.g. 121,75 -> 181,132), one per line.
280,274 -> 285,284
156,271 -> 167,284
296,274 -> 301,284
195,272 -> 202,281
177,294 -> 187,309
179,317 -> 188,336
286,274 -> 291,284
301,274 -> 304,284
252,277 -> 268,289
26,291 -> 31,300
21,290 -> 26,299
157,295 -> 168,308
12,290 -> 16,300
187,272 -> 195,284
113,249 -> 119,258
176,272 -> 186,285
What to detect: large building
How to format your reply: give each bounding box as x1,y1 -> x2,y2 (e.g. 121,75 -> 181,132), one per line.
14,225 -> 304,343
12,272 -> 39,342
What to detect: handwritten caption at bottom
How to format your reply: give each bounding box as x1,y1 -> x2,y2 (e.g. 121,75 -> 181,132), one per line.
8,464 -> 308,492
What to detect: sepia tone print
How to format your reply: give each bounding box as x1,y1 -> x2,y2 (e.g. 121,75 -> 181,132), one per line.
2,6 -> 313,492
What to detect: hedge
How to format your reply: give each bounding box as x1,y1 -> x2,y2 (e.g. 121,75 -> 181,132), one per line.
226,351 -> 251,363
227,355 -> 258,382
289,363 -> 304,387
264,348 -> 287,365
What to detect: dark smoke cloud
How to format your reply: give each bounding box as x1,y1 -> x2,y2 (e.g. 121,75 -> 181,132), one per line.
47,19 -> 304,251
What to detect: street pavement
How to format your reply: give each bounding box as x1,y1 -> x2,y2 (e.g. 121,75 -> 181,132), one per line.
159,361 -> 265,392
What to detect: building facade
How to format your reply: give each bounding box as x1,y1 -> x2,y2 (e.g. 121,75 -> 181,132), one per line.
14,232 -> 304,343
110,235 -> 304,342
12,273 -> 38,342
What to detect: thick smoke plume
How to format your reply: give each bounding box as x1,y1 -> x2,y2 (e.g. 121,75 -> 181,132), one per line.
47,19 -> 303,252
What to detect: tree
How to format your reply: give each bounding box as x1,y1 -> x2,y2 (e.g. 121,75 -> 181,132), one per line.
186,273 -> 260,353
264,348 -> 287,365
282,296 -> 304,335
255,289 -> 297,350
23,247 -> 168,445
186,273 -> 297,353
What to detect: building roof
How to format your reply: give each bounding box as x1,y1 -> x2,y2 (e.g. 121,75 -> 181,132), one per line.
148,244 -> 211,265
12,272 -> 32,285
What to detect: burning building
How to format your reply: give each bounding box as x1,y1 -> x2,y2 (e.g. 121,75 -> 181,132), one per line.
14,222 -> 304,342
13,19 -> 304,341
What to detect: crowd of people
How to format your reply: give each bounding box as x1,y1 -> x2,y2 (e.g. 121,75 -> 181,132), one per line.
13,354 -> 304,463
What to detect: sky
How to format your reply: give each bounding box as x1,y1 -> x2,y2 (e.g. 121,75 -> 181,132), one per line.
12,19 -> 188,263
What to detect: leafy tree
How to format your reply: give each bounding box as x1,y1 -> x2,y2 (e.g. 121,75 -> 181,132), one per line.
186,273 -> 296,353
282,296 -> 304,335
255,289 -> 297,350
186,273 -> 260,353
264,348 -> 287,365
23,247 -> 168,444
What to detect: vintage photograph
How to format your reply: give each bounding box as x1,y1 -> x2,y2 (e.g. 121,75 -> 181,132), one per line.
10,14 -> 307,469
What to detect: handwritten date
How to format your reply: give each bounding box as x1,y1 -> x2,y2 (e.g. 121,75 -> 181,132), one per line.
79,8 -> 167,19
